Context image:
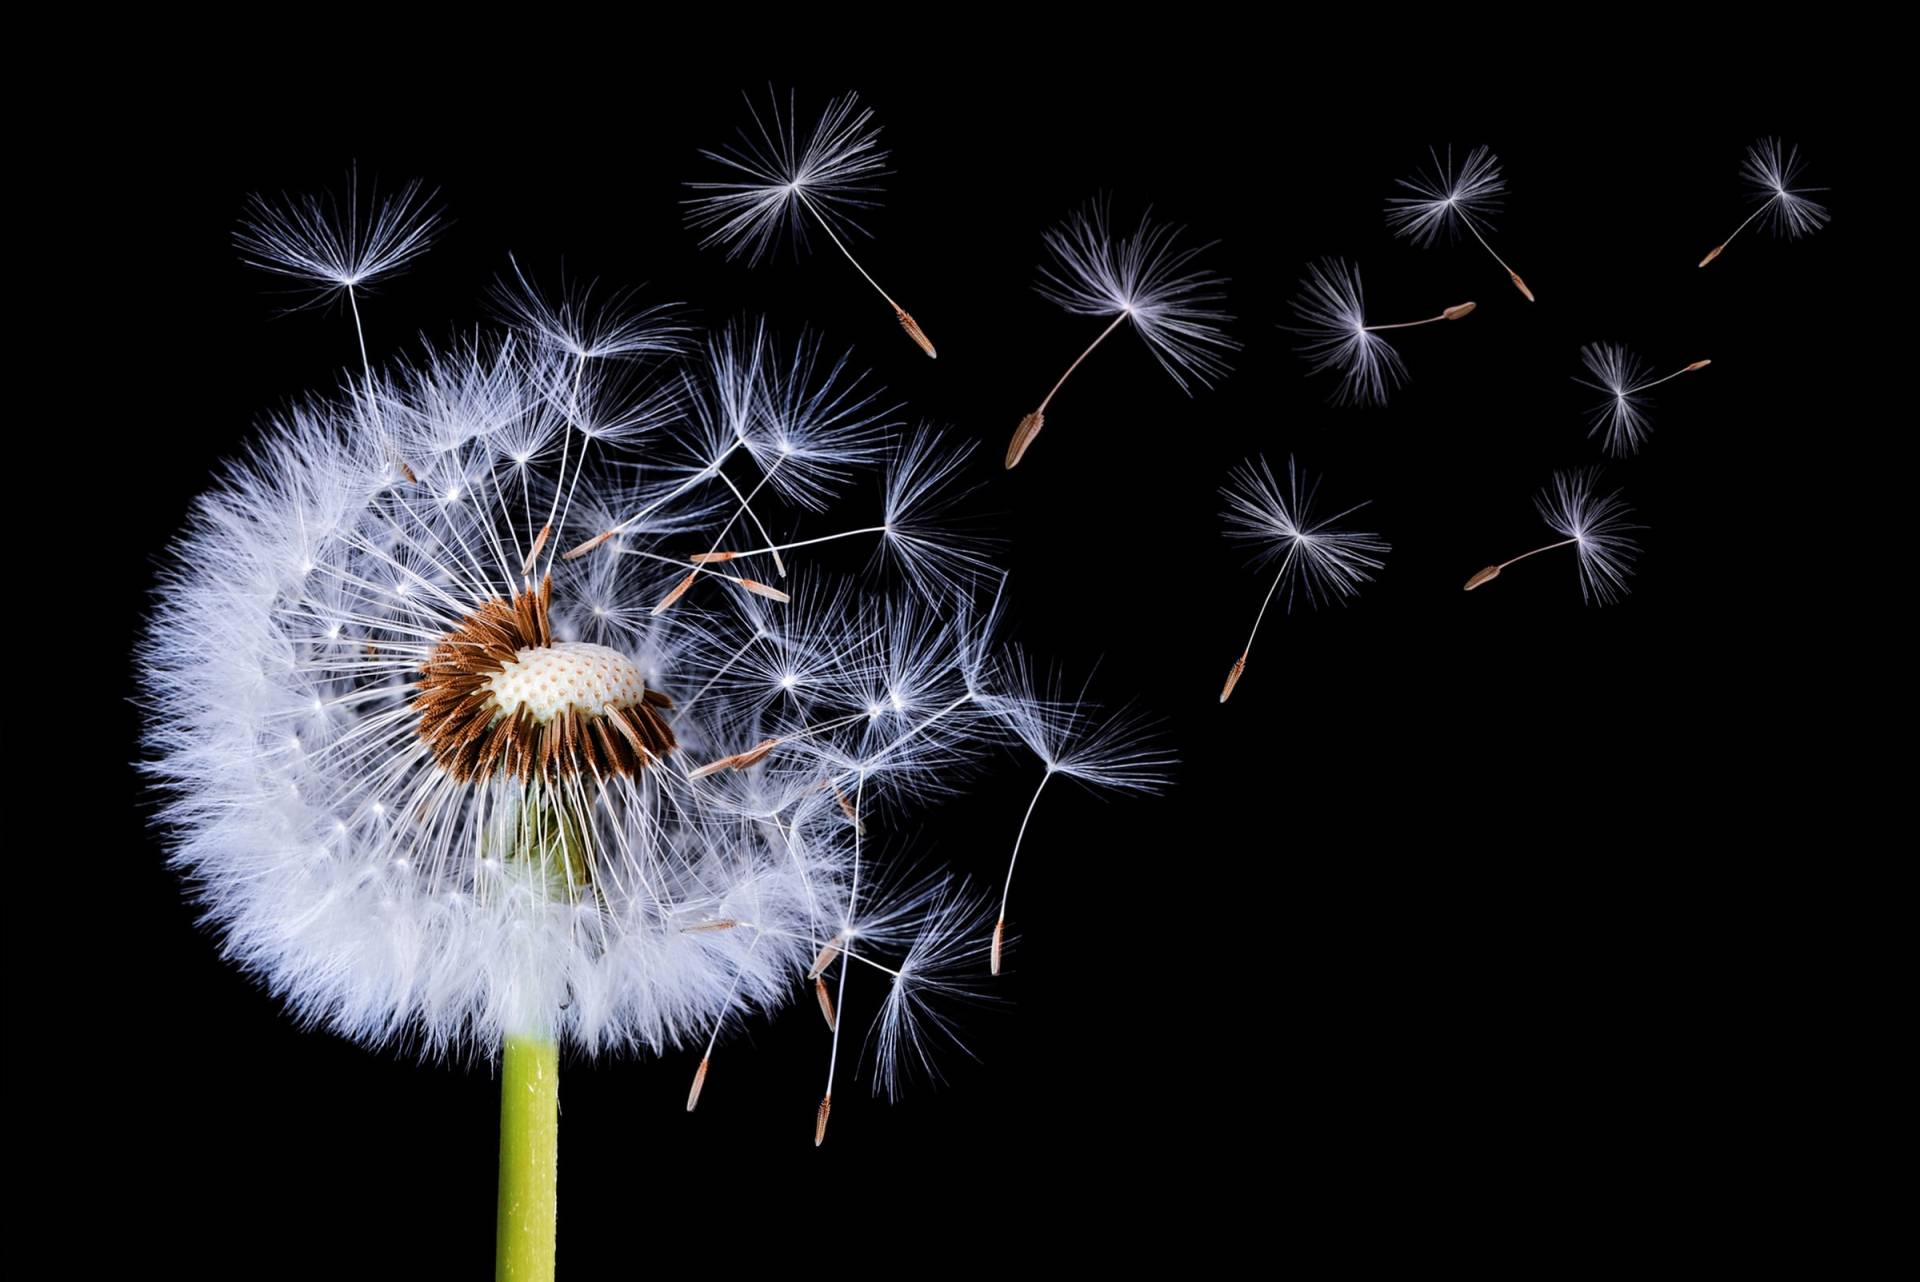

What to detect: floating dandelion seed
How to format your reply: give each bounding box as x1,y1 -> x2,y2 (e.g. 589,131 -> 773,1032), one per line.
1286,258 -> 1475,408
1219,457 -> 1388,701
1575,344 -> 1712,457
983,655 -> 1173,973
1464,467 -> 1642,605
144,184 -> 1108,1276
1700,138 -> 1830,268
1007,198 -> 1237,468
685,87 -> 936,358
1386,144 -> 1535,300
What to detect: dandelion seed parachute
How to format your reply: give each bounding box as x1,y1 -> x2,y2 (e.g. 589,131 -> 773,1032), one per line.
981,654 -> 1173,972
1463,467 -> 1642,605
685,87 -> 937,358
1007,197 -> 1238,468
1218,456 -> 1389,701
1575,344 -> 1712,457
1699,138 -> 1830,267
1285,258 -> 1473,408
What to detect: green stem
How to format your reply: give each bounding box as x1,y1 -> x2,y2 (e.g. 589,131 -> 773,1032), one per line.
496,1034 -> 559,1282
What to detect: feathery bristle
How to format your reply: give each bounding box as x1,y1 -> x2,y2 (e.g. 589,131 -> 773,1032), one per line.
1464,565 -> 1502,591
896,308 -> 937,359
1220,653 -> 1247,703
1006,411 -> 1045,470
687,1057 -> 710,1112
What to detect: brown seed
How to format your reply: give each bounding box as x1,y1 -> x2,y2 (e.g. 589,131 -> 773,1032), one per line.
682,919 -> 738,933
815,1093 -> 832,1147
652,571 -> 698,615
689,551 -> 735,564
521,523 -> 552,576
1686,359 -> 1712,372
737,578 -> 791,604
1464,565 -> 1502,591
1698,244 -> 1726,268
896,308 -> 937,359
1220,653 -> 1247,704
1443,302 -> 1477,321
562,529 -> 617,561
815,976 -> 836,1030
990,919 -> 1005,977
687,756 -> 735,781
732,738 -> 779,769
687,1056 -> 709,1112
807,936 -> 842,980
1006,410 -> 1045,470
1509,271 -> 1536,302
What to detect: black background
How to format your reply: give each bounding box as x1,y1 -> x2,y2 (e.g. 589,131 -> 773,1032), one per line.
91,78 -> 1844,1274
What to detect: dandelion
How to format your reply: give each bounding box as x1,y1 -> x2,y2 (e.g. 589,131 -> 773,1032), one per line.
685,87 -> 936,358
1218,456 -> 1389,702
1386,144 -> 1535,301
1286,259 -> 1474,408
982,656 -> 1173,973
1007,198 -> 1238,468
143,184 -> 1114,1276
1575,344 -> 1712,456
1463,467 -> 1642,605
1700,138 -> 1830,268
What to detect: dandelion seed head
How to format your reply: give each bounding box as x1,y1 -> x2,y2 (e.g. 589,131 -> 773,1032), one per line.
142,238 -> 1040,1079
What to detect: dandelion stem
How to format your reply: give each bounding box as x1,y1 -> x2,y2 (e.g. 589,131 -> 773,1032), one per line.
795,189 -> 935,357
1459,214 -> 1535,300
1495,537 -> 1579,572
993,770 -> 1052,975
495,1034 -> 559,1282
1363,312 -> 1462,332
344,285 -> 388,436
1625,361 -> 1711,396
1228,541 -> 1298,684
1039,310 -> 1130,416
1701,198 -> 1775,267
